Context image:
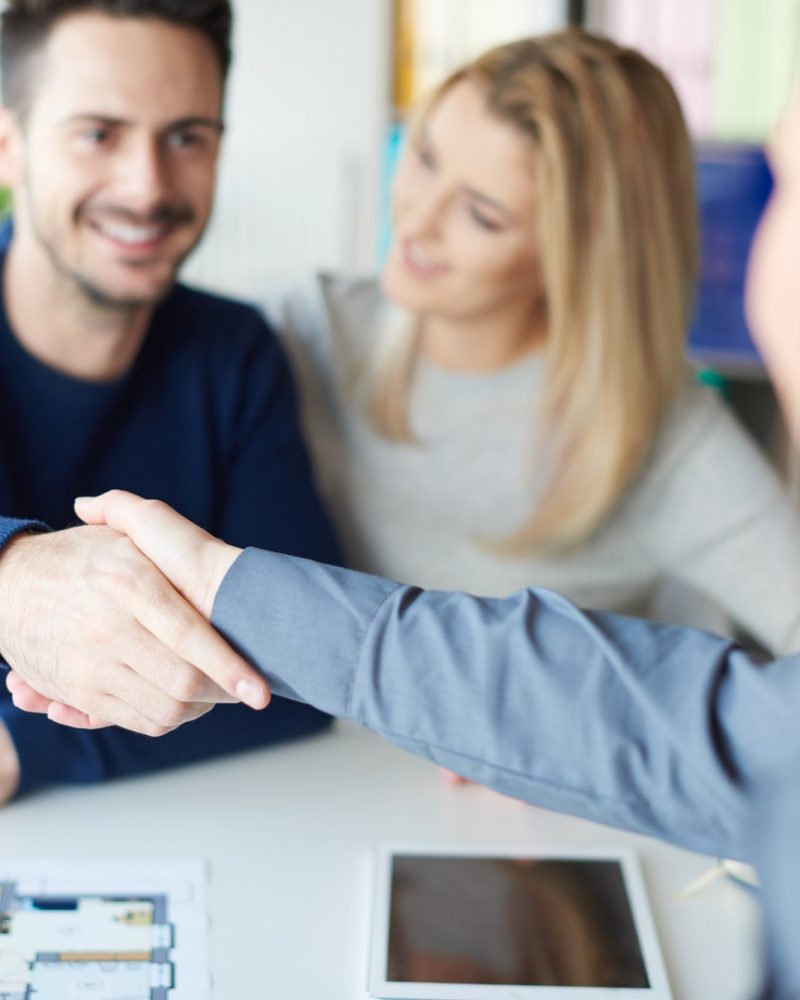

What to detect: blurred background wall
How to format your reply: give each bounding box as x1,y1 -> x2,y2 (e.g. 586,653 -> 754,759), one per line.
183,0 -> 393,297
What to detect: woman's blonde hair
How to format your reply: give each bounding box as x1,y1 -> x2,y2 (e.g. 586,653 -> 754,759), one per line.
370,29 -> 698,553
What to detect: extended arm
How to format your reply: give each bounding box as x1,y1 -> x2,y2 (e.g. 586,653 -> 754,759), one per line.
213,547 -> 761,860
74,492 -> 782,860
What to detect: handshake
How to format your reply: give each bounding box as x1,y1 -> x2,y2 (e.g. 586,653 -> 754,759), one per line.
0,492 -> 270,736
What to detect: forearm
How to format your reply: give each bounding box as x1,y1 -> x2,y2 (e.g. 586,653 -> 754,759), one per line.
212,550 -> 768,859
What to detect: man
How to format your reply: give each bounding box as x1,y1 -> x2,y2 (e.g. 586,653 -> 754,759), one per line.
0,0 -> 341,803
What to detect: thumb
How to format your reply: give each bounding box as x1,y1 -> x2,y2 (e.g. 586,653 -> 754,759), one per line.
75,490 -> 236,618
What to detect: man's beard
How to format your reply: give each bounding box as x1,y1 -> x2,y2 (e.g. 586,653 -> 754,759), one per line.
69,258 -> 179,312
33,200 -> 200,312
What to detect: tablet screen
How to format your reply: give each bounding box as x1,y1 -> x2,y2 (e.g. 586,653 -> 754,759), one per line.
386,856 -> 650,988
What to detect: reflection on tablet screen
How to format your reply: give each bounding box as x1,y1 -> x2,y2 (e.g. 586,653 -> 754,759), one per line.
387,857 -> 650,988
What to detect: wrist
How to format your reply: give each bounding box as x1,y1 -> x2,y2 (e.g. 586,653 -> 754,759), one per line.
0,518 -> 48,553
0,531 -> 39,661
201,541 -> 242,619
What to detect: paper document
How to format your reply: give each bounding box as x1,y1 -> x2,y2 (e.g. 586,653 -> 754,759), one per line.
0,858 -> 209,1000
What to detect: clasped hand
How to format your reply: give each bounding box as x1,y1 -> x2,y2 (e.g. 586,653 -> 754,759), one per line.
1,492 -> 268,734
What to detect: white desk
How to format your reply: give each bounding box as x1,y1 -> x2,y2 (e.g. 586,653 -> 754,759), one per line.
0,721 -> 762,999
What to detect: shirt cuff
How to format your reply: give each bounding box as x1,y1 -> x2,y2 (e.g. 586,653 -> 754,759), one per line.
211,548 -> 400,717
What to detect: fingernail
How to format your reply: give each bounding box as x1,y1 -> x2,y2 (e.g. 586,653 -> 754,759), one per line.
236,677 -> 269,710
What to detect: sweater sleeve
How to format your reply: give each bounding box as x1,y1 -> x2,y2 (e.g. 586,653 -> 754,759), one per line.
0,516 -> 49,552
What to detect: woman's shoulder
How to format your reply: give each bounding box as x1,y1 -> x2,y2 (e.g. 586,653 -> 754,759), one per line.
271,272 -> 389,362
265,273 -> 397,417
639,373 -> 781,504
657,375 -> 733,448
660,375 -> 760,454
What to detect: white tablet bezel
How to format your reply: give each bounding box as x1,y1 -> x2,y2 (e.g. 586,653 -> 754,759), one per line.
367,843 -> 672,1000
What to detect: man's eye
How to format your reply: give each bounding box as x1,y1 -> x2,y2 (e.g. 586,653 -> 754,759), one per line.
83,127 -> 110,145
169,130 -> 205,150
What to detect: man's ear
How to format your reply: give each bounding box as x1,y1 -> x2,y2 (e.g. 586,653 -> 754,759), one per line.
0,106 -> 24,189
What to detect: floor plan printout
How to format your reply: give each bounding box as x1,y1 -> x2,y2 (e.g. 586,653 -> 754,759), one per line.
0,859 -> 209,1000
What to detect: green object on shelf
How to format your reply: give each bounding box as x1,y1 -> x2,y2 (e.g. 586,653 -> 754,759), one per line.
713,0 -> 800,141
695,367 -> 730,398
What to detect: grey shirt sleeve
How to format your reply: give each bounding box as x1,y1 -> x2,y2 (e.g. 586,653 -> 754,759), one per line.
212,547 -> 800,996
211,548 -> 797,859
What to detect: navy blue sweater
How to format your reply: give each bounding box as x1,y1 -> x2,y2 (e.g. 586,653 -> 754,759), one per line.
0,253 -> 343,796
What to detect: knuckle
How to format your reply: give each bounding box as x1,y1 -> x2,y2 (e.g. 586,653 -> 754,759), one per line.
140,498 -> 168,518
118,705 -> 170,737
138,498 -> 170,533
64,684 -> 93,712
161,611 -> 193,657
168,668 -> 203,704
17,689 -> 45,712
139,719 -> 171,738
84,615 -> 117,647
68,658 -> 105,695
154,700 -> 190,730
89,544 -> 140,599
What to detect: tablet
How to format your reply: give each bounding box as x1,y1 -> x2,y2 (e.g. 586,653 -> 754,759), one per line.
368,844 -> 672,999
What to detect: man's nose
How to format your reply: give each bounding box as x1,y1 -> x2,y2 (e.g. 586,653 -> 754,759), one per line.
114,137 -> 170,213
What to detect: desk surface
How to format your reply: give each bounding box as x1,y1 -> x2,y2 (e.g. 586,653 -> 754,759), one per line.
0,721 -> 762,999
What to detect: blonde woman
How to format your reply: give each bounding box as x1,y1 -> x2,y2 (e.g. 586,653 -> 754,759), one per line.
275,29 -> 800,655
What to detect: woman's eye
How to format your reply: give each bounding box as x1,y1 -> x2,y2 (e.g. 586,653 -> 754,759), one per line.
417,143 -> 436,169
469,207 -> 502,231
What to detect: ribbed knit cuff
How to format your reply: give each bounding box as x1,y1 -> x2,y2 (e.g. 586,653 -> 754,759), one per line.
0,518 -> 49,552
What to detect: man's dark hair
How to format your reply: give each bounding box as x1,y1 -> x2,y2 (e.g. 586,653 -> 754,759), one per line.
0,0 -> 233,113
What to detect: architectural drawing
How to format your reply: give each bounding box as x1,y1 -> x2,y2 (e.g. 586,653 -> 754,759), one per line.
0,879 -> 174,1000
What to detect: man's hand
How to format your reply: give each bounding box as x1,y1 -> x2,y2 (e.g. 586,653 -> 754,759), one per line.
0,522 -> 268,736
0,719 -> 20,804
